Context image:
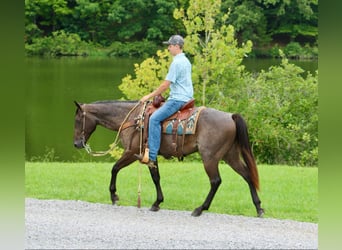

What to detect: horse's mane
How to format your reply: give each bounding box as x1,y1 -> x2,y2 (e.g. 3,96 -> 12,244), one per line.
92,100 -> 138,104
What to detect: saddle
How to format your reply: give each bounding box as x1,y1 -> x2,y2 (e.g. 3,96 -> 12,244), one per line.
142,96 -> 200,160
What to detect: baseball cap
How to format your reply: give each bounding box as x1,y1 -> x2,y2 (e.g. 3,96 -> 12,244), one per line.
162,35 -> 184,46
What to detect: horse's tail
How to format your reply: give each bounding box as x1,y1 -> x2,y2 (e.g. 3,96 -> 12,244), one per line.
232,113 -> 260,191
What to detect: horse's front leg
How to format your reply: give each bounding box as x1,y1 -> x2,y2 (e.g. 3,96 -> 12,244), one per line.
109,152 -> 136,205
147,159 -> 164,211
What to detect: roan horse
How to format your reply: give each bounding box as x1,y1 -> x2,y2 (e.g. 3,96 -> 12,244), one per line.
73,100 -> 264,217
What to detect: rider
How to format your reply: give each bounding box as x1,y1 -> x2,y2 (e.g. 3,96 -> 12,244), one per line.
135,35 -> 194,168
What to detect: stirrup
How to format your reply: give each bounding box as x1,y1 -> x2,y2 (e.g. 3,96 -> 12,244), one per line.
135,148 -> 149,163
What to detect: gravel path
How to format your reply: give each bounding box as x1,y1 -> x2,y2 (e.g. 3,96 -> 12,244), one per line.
25,198 -> 317,249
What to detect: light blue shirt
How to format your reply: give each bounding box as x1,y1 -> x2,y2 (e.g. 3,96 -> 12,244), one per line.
165,53 -> 193,102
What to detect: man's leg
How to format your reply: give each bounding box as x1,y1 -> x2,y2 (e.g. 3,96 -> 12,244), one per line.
148,100 -> 185,161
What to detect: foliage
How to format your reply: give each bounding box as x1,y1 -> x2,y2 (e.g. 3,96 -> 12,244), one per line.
283,41 -> 318,59
25,162 -> 318,222
119,0 -> 252,108
117,0 -> 318,166
24,0 -> 318,56
251,43 -> 318,59
25,0 -> 183,46
119,49 -> 172,99
29,146 -> 60,162
108,144 -> 124,161
107,40 -> 159,58
238,52 -> 318,166
25,30 -> 89,57
174,0 -> 252,106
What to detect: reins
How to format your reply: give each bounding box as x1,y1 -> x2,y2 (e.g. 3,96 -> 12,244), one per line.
81,102 -> 141,156
80,101 -> 147,208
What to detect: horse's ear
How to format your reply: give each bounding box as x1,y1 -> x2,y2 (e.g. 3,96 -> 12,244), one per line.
74,101 -> 83,111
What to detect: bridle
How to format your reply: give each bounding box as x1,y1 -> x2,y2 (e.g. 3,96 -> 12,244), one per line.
80,110 -> 92,153
79,101 -> 148,208
79,102 -> 142,156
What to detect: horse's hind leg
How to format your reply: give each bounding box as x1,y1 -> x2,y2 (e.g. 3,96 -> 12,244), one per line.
224,149 -> 264,217
192,159 -> 222,217
147,159 -> 164,212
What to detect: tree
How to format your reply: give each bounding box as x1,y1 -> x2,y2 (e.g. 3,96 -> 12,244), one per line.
259,0 -> 318,44
118,0 -> 318,166
174,0 -> 252,106
119,0 -> 252,108
242,53 -> 318,165
25,0 -> 72,38
119,49 -> 172,100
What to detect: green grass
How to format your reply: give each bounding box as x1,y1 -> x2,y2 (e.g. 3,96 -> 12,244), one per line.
25,161 -> 318,223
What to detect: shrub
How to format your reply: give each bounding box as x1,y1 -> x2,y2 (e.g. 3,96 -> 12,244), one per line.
107,40 -> 159,58
240,53 -> 318,166
283,42 -> 303,58
25,30 -> 89,57
116,0 -> 318,166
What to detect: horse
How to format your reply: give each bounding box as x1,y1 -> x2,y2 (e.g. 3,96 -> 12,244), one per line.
73,100 -> 264,217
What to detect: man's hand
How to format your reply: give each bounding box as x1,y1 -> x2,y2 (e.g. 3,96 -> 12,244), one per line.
140,95 -> 150,103
139,80 -> 170,103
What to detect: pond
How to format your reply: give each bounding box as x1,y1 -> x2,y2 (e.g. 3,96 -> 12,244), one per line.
25,57 -> 317,162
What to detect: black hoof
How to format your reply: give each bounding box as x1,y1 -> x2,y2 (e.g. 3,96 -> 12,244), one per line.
111,194 -> 119,205
257,208 -> 265,218
150,205 -> 160,212
191,207 -> 203,217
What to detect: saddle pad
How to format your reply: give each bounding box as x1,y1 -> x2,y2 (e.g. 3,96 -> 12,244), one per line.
162,107 -> 205,135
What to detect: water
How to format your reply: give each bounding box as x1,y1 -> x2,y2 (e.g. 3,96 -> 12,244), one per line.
25,57 -> 317,162
243,58 -> 318,74
26,57 -> 140,162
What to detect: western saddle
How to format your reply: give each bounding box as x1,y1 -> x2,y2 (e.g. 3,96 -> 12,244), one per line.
142,95 -> 196,160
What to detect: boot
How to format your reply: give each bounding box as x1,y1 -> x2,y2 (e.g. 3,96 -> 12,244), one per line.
135,148 -> 149,163
134,153 -> 157,168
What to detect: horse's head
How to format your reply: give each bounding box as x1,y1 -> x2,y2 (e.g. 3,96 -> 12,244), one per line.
73,101 -> 97,149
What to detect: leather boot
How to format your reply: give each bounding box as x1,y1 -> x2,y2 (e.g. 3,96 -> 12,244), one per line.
134,153 -> 157,168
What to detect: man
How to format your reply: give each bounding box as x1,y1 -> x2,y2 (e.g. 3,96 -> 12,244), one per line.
135,35 -> 194,168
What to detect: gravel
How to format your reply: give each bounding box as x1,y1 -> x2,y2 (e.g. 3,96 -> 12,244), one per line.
25,198 -> 317,249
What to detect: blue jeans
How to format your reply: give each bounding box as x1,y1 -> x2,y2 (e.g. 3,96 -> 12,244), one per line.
148,99 -> 186,161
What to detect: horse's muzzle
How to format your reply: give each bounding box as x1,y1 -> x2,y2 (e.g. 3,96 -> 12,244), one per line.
74,140 -> 84,149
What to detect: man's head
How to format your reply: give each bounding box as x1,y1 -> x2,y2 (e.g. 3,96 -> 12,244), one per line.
163,35 -> 184,49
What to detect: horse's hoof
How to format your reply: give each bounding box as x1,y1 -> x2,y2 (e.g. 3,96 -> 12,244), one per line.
191,207 -> 202,217
257,209 -> 265,218
111,194 -> 119,205
150,205 -> 160,212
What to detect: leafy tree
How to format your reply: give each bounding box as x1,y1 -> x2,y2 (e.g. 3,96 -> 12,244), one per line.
174,0 -> 252,106
25,0 -> 318,53
25,30 -> 88,56
259,0 -> 318,44
72,0 -> 102,42
25,0 -> 72,38
117,0 -> 318,166
241,53 -> 318,165
220,0 -> 318,47
221,0 -> 270,46
119,49 -> 172,100
119,0 -> 252,108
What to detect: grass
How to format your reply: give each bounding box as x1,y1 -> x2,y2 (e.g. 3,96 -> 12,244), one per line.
25,161 -> 318,223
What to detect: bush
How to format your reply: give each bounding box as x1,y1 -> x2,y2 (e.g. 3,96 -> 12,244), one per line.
107,40 -> 159,58
239,54 -> 318,166
283,42 -> 303,59
25,30 -> 90,57
251,42 -> 318,59
116,0 -> 318,166
283,42 -> 318,59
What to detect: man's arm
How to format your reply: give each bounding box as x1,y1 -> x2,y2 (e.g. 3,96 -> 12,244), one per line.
140,80 -> 171,103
